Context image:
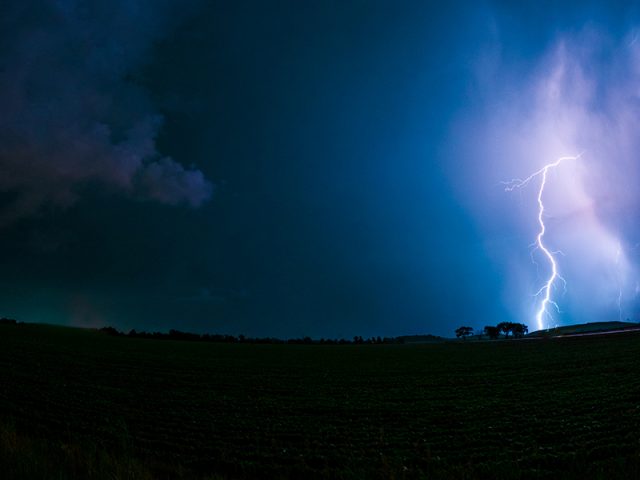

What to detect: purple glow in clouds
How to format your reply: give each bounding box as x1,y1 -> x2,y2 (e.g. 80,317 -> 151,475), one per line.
0,1 -> 213,225
450,26 -> 640,329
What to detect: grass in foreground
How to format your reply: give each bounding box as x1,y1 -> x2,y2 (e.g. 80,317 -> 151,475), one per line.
0,323 -> 639,479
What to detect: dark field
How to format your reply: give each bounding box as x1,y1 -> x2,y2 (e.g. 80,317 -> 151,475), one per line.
1,324 -> 639,479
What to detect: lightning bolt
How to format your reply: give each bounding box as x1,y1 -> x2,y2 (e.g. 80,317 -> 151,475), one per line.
503,153 -> 582,331
615,242 -> 623,322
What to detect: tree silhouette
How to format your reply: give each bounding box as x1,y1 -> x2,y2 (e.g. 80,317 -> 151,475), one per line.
483,325 -> 500,339
487,322 -> 529,339
497,322 -> 513,338
512,323 -> 529,338
455,326 -> 474,339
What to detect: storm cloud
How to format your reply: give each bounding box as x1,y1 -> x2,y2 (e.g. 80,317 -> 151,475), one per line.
0,0 -> 212,223
452,18 -> 640,328
4,1 -> 640,338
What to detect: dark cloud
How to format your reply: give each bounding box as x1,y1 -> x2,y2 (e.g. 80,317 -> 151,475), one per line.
140,157 -> 213,207
0,0 -> 212,223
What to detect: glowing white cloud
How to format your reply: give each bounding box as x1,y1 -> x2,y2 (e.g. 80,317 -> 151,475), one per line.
449,26 -> 640,328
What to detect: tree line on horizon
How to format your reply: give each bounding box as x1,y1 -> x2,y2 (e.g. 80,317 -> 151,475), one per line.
99,326 -> 442,345
455,322 -> 529,340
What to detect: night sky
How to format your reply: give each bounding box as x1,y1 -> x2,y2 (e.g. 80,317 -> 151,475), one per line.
2,1 -> 640,338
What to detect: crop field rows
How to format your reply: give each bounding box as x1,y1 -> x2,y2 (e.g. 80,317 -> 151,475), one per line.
0,324 -> 639,478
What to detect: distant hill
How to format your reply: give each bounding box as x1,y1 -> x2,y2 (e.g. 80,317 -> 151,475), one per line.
528,321 -> 640,337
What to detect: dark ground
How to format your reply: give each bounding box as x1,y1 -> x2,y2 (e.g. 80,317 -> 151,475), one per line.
0,323 -> 639,479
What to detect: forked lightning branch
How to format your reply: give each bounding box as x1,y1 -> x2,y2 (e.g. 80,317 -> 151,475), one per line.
503,154 -> 583,330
